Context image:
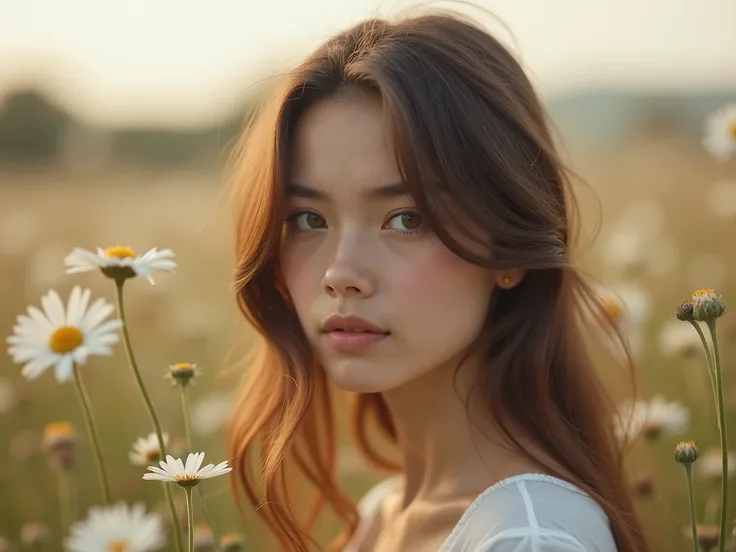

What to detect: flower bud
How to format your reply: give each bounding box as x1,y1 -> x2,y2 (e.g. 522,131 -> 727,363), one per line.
220,533 -> 246,552
675,300 -> 695,321
20,521 -> 49,546
691,288 -> 727,322
43,421 -> 77,470
166,362 -> 201,387
674,440 -> 700,464
193,522 -> 215,551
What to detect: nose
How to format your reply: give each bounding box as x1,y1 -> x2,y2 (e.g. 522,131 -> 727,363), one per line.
322,233 -> 375,299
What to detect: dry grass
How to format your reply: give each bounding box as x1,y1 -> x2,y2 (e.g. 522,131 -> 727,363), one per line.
0,132 -> 734,549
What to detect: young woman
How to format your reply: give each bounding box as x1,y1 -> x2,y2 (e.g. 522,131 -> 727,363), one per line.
226,9 -> 649,552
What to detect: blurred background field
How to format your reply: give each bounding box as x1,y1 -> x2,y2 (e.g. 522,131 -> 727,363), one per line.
1,0 -> 736,550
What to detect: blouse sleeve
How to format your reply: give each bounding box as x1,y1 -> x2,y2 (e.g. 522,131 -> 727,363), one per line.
474,530 -> 588,552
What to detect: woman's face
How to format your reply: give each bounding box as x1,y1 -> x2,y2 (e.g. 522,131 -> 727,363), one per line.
280,94 -> 496,393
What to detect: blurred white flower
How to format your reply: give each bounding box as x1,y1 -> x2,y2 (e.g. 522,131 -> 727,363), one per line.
658,320 -> 703,359
64,246 -> 176,284
702,103 -> 736,159
129,433 -> 169,466
602,200 -> 679,278
191,392 -> 232,437
697,448 -> 736,482
20,521 -> 49,546
0,378 -> 17,415
0,536 -> 12,552
65,502 -> 166,552
707,180 -> 736,221
7,287 -> 122,383
142,452 -> 232,488
614,395 -> 690,442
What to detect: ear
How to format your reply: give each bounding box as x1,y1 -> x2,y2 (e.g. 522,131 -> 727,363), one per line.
496,269 -> 526,290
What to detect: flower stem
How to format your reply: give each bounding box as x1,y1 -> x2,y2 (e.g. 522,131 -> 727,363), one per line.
684,464 -> 699,552
707,320 -> 728,552
689,321 -> 718,405
185,487 -> 194,552
180,386 -> 193,454
114,281 -> 184,552
57,469 -> 73,534
179,385 -> 223,552
72,364 -> 110,505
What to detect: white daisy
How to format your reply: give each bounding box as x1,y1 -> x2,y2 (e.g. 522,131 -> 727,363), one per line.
64,246 -> 176,284
6,287 -> 122,383
143,452 -> 232,488
191,392 -> 232,437
129,433 -> 169,466
65,502 -> 165,552
702,103 -> 736,160
697,448 -> 736,482
614,395 -> 690,442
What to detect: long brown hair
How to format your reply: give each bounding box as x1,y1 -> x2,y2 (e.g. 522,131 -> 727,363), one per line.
227,9 -> 648,552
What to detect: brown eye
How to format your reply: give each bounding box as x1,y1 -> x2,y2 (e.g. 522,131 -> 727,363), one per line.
289,211 -> 327,230
384,211 -> 423,233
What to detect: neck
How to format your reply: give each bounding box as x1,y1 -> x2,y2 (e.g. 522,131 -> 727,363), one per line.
380,354 -> 545,509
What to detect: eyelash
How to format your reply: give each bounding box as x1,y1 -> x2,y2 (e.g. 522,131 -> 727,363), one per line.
284,210 -> 424,236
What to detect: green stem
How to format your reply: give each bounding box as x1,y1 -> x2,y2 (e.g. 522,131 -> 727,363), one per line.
57,469 -> 72,534
185,487 -> 194,552
707,320 -> 728,552
180,386 -> 193,454
179,385 -> 223,552
689,321 -> 718,405
196,488 -> 223,552
72,365 -> 111,505
114,281 -> 184,552
684,464 -> 699,552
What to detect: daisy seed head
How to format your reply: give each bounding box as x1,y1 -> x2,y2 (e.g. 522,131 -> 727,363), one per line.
101,246 -> 138,282
691,288 -> 727,322
166,362 -> 200,387
43,421 -> 77,450
674,440 -> 700,465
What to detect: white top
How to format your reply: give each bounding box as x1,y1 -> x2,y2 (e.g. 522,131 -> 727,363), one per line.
344,473 -> 618,552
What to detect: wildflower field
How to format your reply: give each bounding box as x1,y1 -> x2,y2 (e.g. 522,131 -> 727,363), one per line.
0,107 -> 735,551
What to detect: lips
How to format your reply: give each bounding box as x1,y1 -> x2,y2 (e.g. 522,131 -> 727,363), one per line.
321,314 -> 389,334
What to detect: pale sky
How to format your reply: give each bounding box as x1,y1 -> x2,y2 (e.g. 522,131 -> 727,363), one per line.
0,0 -> 734,128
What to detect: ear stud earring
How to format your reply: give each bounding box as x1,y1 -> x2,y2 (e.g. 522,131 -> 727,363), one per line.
502,276 -> 511,286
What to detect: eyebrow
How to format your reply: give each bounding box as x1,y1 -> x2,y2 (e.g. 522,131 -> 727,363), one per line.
285,181 -> 409,201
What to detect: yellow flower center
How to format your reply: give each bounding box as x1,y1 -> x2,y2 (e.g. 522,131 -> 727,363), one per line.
49,326 -> 84,354
172,362 -> 195,371
107,541 -> 129,552
729,122 -> 736,141
692,288 -> 715,298
103,246 -> 136,259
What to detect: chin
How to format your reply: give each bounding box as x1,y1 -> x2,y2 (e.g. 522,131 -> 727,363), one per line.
322,358 -> 407,394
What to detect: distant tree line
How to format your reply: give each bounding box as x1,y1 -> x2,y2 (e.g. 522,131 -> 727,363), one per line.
0,88 -> 250,168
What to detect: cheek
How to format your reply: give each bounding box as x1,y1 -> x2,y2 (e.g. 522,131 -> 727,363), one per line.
393,243 -> 492,307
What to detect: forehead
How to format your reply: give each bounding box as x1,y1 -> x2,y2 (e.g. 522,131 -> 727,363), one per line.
289,95 -> 401,187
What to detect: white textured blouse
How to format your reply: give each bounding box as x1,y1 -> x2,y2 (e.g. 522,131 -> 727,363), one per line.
343,473 -> 618,552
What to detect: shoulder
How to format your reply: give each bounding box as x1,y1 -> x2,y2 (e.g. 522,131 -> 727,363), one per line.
450,474 -> 618,552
